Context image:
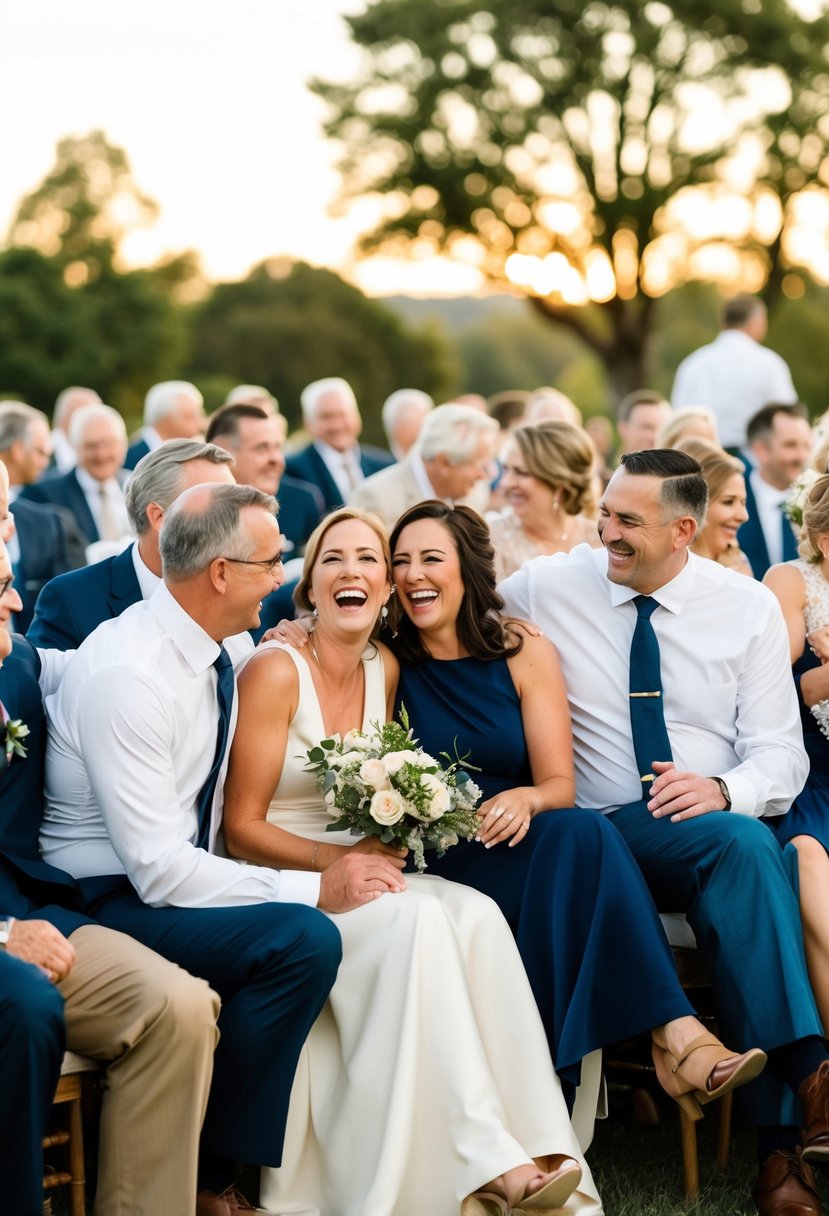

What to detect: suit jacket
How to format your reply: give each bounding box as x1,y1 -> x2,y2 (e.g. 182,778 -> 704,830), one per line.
348,454 -> 490,530
21,468 -> 128,547
738,471 -> 799,580
278,475 -> 325,556
27,544 -> 142,651
11,498 -> 86,632
0,637 -> 90,935
285,443 -> 394,512
124,437 -> 151,471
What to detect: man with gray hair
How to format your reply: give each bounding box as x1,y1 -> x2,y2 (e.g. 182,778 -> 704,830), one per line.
349,402 -> 497,528
381,388 -> 434,461
22,403 -> 131,550
49,385 -> 101,473
39,480 -> 407,1212
0,402 -> 85,628
125,380 -> 206,470
28,439 -> 236,651
285,376 -> 393,511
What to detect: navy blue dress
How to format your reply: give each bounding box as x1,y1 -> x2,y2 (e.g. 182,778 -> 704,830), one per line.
397,654 -> 694,1093
767,648 -> 829,850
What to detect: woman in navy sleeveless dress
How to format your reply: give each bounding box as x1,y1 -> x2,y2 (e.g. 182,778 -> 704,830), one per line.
389,502 -> 765,1113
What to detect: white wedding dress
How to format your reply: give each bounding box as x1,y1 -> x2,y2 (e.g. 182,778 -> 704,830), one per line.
257,643 -> 602,1216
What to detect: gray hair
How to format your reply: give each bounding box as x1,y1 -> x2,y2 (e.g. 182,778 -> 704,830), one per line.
381,389 -> 433,445
126,439 -> 235,535
0,402 -> 49,452
68,403 -> 127,449
225,384 -> 280,412
160,482 -> 277,580
144,381 -> 203,428
54,386 -> 101,427
418,404 -> 499,464
300,377 -> 359,425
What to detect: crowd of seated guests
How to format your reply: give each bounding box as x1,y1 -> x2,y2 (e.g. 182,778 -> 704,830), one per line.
5,291 -> 829,1216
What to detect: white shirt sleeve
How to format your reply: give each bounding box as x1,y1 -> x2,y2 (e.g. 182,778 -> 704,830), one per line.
75,666 -> 321,908
499,565 -> 533,620
37,647 -> 74,698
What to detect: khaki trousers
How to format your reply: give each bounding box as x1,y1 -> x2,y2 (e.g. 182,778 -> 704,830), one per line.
60,924 -> 219,1216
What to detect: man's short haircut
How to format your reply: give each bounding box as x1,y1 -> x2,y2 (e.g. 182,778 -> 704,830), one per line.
300,377 -> 359,426
418,404 -> 498,465
205,404 -> 270,447
160,483 -> 277,580
68,403 -> 127,449
126,439 -> 235,535
723,294 -> 766,330
620,448 -> 709,527
746,401 -> 810,445
54,386 -> 101,427
144,381 -> 203,427
381,389 -> 433,443
0,402 -> 49,452
617,389 -> 669,423
225,384 -> 279,412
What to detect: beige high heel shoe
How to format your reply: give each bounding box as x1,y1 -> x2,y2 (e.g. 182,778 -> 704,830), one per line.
652,1031 -> 767,1121
460,1191 -> 509,1216
511,1158 -> 582,1213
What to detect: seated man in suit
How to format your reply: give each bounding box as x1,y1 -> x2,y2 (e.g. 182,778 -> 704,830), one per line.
349,402 -> 497,529
28,439 -> 236,651
0,403 -> 87,628
0,465 -> 220,1216
285,376 -> 393,510
22,403 -> 131,555
125,381 -> 207,471
739,402 -> 813,579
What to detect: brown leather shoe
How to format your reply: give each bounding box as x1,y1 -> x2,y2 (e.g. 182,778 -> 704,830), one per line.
752,1149 -> 821,1215
800,1061 -> 829,1166
196,1187 -> 261,1215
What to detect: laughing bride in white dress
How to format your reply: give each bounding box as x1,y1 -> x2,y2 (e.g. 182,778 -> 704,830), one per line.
222,508 -> 602,1216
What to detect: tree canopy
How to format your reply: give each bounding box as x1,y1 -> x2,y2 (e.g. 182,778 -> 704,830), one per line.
313,0 -> 829,400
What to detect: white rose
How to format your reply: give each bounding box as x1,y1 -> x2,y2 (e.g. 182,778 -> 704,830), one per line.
369,788 -> 407,826
328,750 -> 363,769
382,750 -> 413,775
410,751 -> 438,769
417,772 -> 450,820
342,730 -> 371,752
324,788 -> 341,818
359,758 -> 390,791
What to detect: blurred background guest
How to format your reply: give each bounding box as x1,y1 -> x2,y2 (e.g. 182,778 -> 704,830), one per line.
381,388 -> 434,461
659,406 -> 719,450
124,380 -> 206,470
616,389 -> 672,455
525,386 -> 583,427
585,414 -> 616,489
675,438 -> 751,575
487,420 -> 600,581
224,383 -> 280,415
739,402 -> 812,578
487,390 -> 530,438
48,386 -> 101,475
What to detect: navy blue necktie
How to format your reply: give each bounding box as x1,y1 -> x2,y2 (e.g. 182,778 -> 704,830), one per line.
629,596 -> 673,799
195,647 -> 234,851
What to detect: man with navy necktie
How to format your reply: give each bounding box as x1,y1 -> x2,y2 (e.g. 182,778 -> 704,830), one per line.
501,449 -> 829,1215
738,402 -> 812,579
39,482 -> 407,1213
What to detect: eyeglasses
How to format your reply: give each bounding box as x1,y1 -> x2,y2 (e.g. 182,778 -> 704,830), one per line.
223,554 -> 283,573
0,575 -> 13,597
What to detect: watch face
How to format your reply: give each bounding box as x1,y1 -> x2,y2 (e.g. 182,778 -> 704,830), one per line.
0,921 -> 10,945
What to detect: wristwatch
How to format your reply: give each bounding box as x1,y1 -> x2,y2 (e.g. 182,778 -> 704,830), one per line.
711,777 -> 732,810
0,918 -> 14,949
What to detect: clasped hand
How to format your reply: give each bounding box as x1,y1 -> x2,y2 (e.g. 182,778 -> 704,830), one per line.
476,790 -> 535,848
6,919 -> 76,983
647,761 -> 728,823
318,849 -> 407,913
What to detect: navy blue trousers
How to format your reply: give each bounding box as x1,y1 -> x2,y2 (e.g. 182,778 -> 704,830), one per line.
88,890 -> 341,1165
609,801 -> 823,1125
0,952 -> 65,1216
426,808 -> 694,1088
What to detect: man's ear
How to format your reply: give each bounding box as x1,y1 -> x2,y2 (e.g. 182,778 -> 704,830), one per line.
146,502 -> 165,533
674,514 -> 697,550
208,557 -> 230,595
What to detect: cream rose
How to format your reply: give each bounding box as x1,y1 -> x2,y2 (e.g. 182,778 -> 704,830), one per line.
342,729 -> 372,752
327,750 -> 363,769
417,773 -> 450,820
369,788 -> 406,826
359,758 -> 390,791
382,750 -> 413,775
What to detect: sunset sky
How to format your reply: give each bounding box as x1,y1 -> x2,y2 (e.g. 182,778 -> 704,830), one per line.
0,0 -> 480,293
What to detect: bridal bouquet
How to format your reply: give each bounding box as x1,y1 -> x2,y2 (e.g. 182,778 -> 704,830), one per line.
306,707 -> 482,872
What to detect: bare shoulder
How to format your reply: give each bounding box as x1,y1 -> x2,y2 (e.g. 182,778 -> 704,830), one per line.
506,631 -> 561,679
764,560 -> 806,603
237,644 -> 302,698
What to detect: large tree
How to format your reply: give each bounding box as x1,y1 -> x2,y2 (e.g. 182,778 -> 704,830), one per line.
314,0 -> 829,403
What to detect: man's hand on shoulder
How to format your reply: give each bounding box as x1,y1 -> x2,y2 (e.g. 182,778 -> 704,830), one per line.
7,919 -> 76,983
318,852 -> 407,913
647,761 -> 730,823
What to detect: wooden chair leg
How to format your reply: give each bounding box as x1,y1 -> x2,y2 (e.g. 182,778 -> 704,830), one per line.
717,1091 -> 733,1171
680,1106 -> 700,1201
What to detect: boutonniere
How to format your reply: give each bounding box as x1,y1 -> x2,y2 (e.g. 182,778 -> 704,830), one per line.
1,710 -> 29,764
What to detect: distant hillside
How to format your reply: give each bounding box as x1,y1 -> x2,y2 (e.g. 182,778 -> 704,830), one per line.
381,294 -> 526,333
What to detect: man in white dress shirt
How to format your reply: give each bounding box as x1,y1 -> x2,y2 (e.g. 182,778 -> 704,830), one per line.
671,295 -> 798,450
739,402 -> 812,579
500,448 -> 829,1214
39,482 -> 407,1213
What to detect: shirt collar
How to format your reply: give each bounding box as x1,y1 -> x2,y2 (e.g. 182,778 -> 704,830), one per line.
75,466 -> 120,496
131,541 -> 162,601
315,439 -> 360,467
408,450 -> 441,500
147,582 -> 223,676
606,548 -> 696,615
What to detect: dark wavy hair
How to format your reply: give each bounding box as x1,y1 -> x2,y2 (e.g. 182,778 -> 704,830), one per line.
387,501 -> 523,664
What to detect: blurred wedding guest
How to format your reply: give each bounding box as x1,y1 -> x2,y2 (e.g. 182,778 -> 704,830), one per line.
675,438 -> 751,575
0,403 -> 85,627
22,404 -> 131,557
49,385 -> 101,474
487,390 -> 530,435
659,406 -> 719,450
487,420 -> 600,581
206,404 -> 323,557
124,380 -> 206,470
738,403 -> 812,579
526,386 -> 583,428
585,414 -> 616,488
349,403 -> 497,528
672,294 -> 798,450
28,439 -> 236,652
285,377 -> 393,510
617,390 -> 672,455
224,383 -> 279,416
381,388 -> 434,460
453,391 -> 489,411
